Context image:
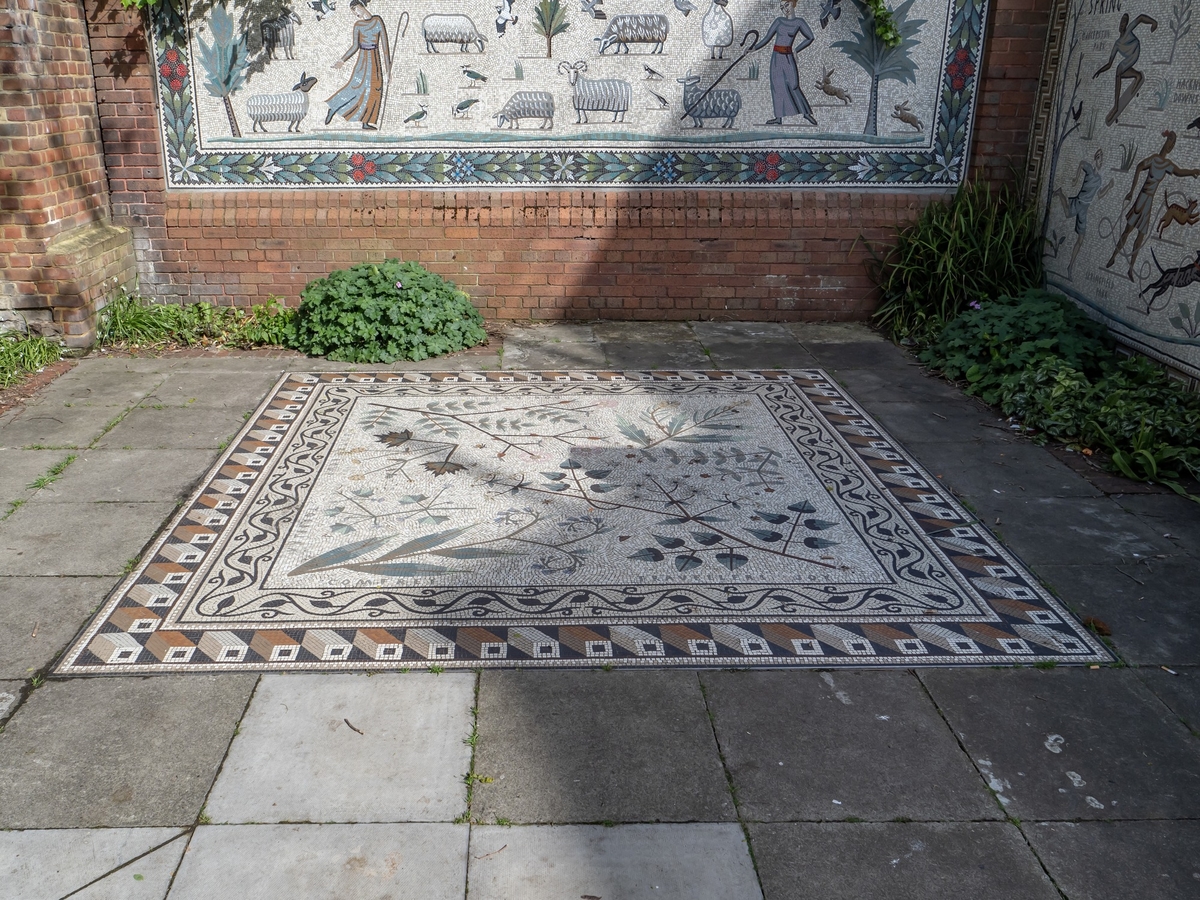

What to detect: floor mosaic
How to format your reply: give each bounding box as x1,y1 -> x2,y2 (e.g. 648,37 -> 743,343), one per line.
57,370 -> 1110,673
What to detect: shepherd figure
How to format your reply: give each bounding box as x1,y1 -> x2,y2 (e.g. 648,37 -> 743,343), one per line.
325,0 -> 392,130
750,0 -> 817,126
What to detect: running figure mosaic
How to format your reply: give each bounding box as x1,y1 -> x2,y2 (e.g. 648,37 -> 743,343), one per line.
150,0 -> 987,186
59,371 -> 1110,674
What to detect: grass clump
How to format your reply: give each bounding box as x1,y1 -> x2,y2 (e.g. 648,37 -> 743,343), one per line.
0,333 -> 62,389
286,259 -> 487,364
98,290 -> 294,350
869,182 -> 1042,343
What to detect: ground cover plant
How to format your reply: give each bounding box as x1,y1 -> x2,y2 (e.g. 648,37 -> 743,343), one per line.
868,181 -> 1042,343
922,289 -> 1200,499
0,332 -> 62,389
98,290 -> 295,350
285,259 -> 488,364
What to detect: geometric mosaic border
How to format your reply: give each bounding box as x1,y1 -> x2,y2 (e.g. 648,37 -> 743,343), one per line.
151,0 -> 987,188
57,370 -> 1111,673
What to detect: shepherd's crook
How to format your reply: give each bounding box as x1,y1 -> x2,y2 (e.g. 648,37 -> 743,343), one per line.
680,29 -> 759,119
381,12 -> 410,123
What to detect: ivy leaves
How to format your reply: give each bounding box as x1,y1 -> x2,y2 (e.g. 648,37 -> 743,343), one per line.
538,459 -> 620,494
625,500 -> 840,573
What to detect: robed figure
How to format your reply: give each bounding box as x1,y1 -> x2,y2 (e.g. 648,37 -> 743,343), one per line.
326,0 -> 392,130
751,0 -> 818,125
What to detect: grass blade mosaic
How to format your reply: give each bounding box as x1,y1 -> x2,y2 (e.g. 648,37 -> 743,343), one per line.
151,0 -> 986,186
59,371 -> 1110,673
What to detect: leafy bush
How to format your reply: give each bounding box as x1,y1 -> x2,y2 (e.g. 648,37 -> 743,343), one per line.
98,290 -> 295,349
1000,355 -> 1200,489
869,181 -> 1042,342
920,289 -> 1114,404
286,259 -> 487,363
0,333 -> 62,389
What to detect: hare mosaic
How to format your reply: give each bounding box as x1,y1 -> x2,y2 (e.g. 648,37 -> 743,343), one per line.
57,371 -> 1110,673
149,0 -> 987,186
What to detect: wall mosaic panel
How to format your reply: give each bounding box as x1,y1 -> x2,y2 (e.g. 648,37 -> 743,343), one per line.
150,0 -> 987,187
1038,0 -> 1200,379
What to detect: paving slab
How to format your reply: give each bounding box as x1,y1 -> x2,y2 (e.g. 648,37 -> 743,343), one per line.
0,576 -> 117,679
1036,563 -> 1200,666
467,823 -> 761,900
592,322 -> 698,343
786,323 -> 887,344
500,340 -> 609,370
966,496 -> 1178,569
0,681 -> 18,722
827,364 -> 973,405
1113,492 -> 1200,556
1136,666 -> 1200,735
32,449 -> 215,503
0,828 -> 184,900
473,671 -> 734,824
853,399 -> 1009,446
167,824 -> 468,900
597,339 -> 715,371
749,822 -> 1058,900
0,674 -> 256,828
137,371 -> 281,409
0,500 -> 176,576
0,402 -> 127,450
205,672 -> 473,824
501,323 -> 597,344
702,670 -> 999,822
691,322 -> 815,369
1024,821 -> 1200,900
0,449 -> 66,506
920,668 -> 1200,821
21,367 -> 164,409
799,339 -> 916,371
74,835 -> 188,900
901,438 -> 1103,502
93,405 -> 250,450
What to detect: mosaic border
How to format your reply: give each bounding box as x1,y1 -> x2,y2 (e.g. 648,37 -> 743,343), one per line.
150,0 -> 987,188
57,370 -> 1112,673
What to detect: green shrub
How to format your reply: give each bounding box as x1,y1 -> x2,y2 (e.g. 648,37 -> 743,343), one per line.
920,289 -> 1113,405
286,259 -> 487,363
0,333 -> 62,389
1000,355 -> 1200,488
98,290 -> 295,349
869,182 -> 1042,342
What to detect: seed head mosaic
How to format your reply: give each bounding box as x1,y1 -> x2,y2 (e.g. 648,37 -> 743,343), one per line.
151,0 -> 986,186
1039,0 -> 1200,378
59,371 -> 1110,673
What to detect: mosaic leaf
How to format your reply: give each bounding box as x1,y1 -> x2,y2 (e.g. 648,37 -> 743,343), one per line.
378,430 -> 413,447
756,511 -> 791,525
654,535 -> 687,549
424,461 -> 467,476
715,551 -> 750,570
803,519 -> 838,530
345,562 -> 457,577
788,501 -> 817,513
629,547 -> 665,562
744,528 -> 784,542
675,554 -> 703,572
803,537 -> 839,549
690,531 -> 722,546
616,417 -> 652,447
589,483 -> 620,493
287,534 -> 396,576
429,547 -> 520,559
584,469 -> 613,479
376,525 -> 476,561
541,472 -> 567,480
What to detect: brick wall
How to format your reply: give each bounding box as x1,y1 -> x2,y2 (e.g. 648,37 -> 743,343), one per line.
82,0 -> 1050,320
0,0 -> 136,345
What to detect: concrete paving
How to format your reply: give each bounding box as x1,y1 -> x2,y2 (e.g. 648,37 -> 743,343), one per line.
0,322 -> 1197,898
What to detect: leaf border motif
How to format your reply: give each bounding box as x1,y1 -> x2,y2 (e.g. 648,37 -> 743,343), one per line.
149,0 -> 989,189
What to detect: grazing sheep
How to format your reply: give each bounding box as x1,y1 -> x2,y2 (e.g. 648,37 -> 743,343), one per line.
261,8 -> 301,60
558,60 -> 631,123
678,72 -> 740,128
247,72 -> 318,133
594,14 -> 669,54
496,90 -> 555,129
423,14 -> 487,53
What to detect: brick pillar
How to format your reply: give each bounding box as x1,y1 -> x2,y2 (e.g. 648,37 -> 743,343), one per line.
0,0 -> 136,347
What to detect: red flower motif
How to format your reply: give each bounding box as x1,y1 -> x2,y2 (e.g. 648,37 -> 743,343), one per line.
169,78 -> 183,92
165,48 -> 180,63
363,160 -> 376,175
766,168 -> 780,181
962,62 -> 974,77
350,153 -> 365,167
351,168 -> 366,181
767,151 -> 782,167
955,47 -> 969,62
754,159 -> 767,175
160,63 -> 173,77
951,77 -> 965,91
175,64 -> 188,79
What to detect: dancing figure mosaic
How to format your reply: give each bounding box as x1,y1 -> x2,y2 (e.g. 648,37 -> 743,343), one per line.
150,0 -> 987,186
59,371 -> 1109,674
